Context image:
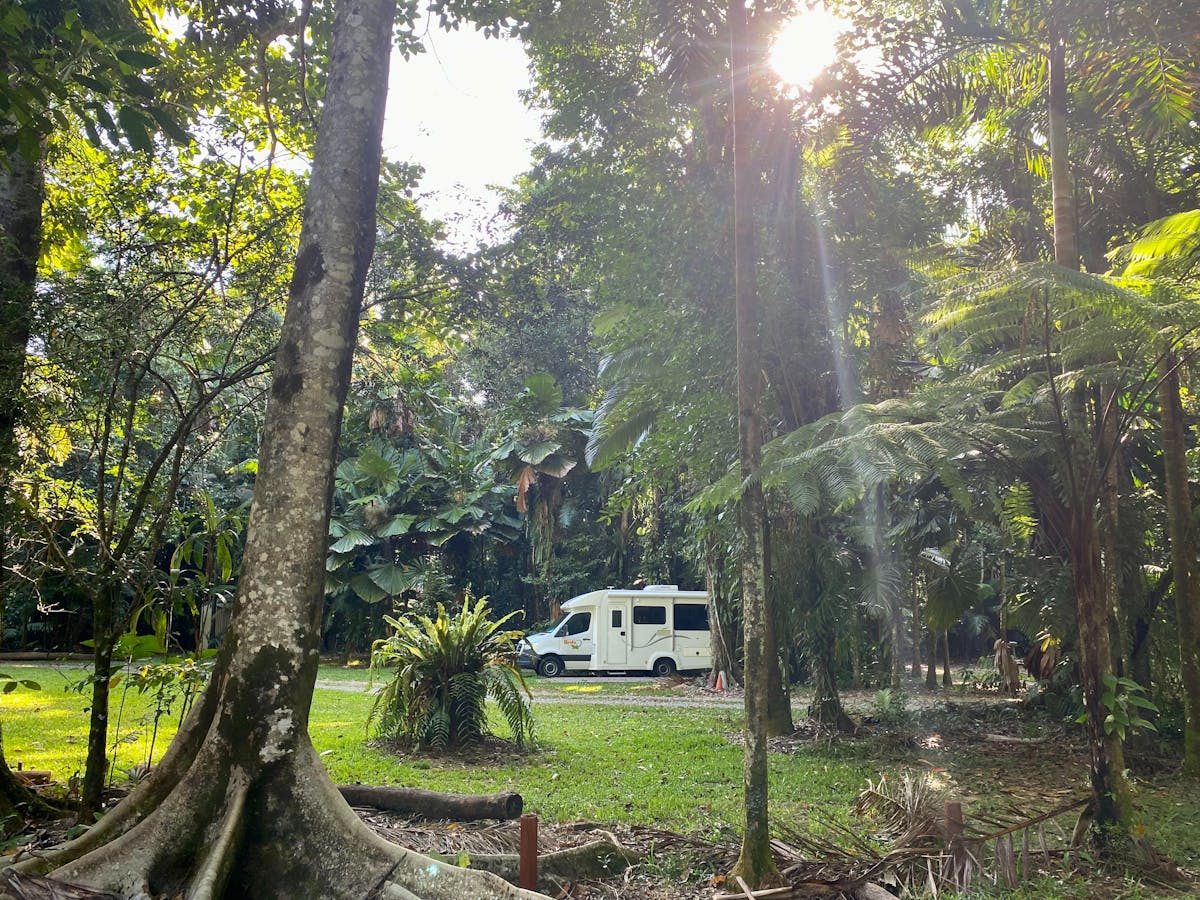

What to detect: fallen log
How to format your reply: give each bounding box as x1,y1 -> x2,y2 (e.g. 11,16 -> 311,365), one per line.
714,882 -> 796,899
981,734 -> 1043,745
12,771 -> 52,787
337,784 -> 522,820
470,838 -> 636,892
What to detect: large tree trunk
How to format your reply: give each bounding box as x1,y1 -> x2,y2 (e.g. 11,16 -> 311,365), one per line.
0,138 -> 43,520
6,2 -> 541,896
1068,506 -> 1134,836
1158,349 -> 1200,777
0,117 -> 50,839
727,0 -> 777,886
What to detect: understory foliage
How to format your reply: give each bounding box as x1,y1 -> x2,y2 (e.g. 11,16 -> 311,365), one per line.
369,595 -> 534,749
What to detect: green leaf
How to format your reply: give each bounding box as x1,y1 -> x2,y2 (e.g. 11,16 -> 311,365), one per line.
331,529 -> 374,553
522,373 -> 562,414
118,74 -> 156,99
116,105 -> 154,152
115,49 -> 162,69
378,514 -> 417,537
93,104 -> 118,135
367,563 -> 418,595
350,574 -> 388,604
72,73 -> 113,93
518,441 -> 560,466
146,106 -> 191,145
216,537 -> 233,582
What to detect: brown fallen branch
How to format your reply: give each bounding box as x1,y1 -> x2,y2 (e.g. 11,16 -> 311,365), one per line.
338,785 -> 522,821
714,882 -> 796,899
981,734 -> 1044,745
470,838 -> 637,891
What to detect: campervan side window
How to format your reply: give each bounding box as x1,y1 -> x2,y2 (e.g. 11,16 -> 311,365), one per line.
633,605 -> 666,625
560,612 -> 591,636
674,603 -> 710,631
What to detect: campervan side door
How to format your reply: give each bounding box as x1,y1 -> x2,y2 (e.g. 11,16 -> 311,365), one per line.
672,599 -> 712,669
601,597 -> 630,667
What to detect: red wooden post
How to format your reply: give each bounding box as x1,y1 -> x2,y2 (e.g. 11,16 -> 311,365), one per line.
945,799 -> 964,842
519,813 -> 538,890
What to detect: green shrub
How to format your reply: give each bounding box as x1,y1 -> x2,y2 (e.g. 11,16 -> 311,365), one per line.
870,687 -> 911,726
368,596 -> 534,749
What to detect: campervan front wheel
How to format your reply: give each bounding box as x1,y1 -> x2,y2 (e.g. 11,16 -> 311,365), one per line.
652,657 -> 676,677
538,656 -> 565,678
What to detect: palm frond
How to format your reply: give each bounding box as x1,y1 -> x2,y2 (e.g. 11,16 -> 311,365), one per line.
1111,209 -> 1200,278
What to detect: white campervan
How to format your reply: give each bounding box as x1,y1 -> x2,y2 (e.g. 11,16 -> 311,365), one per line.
518,585 -> 711,677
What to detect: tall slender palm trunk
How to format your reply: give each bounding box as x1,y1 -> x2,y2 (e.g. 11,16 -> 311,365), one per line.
1159,349 -> 1200,777
727,0 -> 778,886
1047,23 -> 1134,835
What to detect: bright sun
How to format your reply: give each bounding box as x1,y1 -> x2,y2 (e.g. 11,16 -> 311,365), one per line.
768,5 -> 848,88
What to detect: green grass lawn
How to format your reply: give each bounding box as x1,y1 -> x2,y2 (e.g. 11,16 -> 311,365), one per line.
6,661 -> 1200,889
5,663 -> 869,833
309,686 -> 874,831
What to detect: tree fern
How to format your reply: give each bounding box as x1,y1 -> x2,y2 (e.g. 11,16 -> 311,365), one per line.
369,595 -> 533,750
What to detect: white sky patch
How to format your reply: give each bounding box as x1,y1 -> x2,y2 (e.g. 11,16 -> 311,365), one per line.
769,5 -> 848,89
383,24 -> 542,250
154,12 -> 540,251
